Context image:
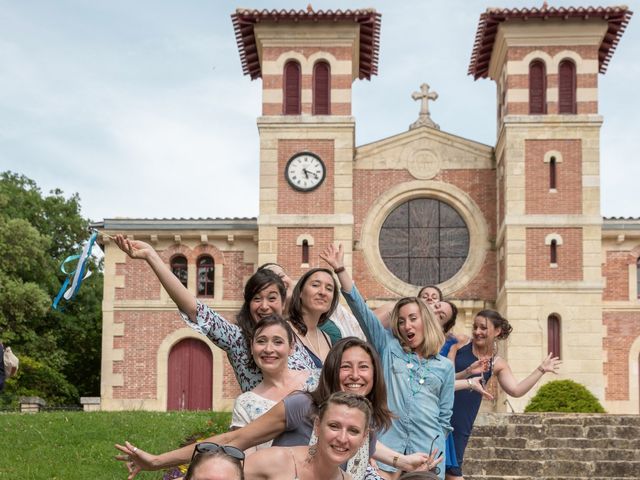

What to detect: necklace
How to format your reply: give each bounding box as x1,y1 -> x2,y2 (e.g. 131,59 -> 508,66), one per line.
306,327 -> 322,356
406,351 -> 428,396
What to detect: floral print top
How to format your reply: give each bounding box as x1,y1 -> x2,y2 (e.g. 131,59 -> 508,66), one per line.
180,300 -> 318,392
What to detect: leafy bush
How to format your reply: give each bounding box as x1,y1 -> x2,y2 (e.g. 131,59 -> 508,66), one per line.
0,354 -> 79,408
525,379 -> 605,413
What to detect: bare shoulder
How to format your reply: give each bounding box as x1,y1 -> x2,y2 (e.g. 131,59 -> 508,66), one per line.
245,447 -> 292,477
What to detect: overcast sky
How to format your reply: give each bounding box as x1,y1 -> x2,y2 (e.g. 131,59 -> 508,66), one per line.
1,1 -> 638,222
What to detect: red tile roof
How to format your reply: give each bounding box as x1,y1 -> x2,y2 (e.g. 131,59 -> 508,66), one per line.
231,8 -> 381,80
468,5 -> 633,80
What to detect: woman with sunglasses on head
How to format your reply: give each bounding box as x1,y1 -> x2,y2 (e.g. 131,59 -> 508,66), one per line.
320,244 -> 454,480
113,235 -> 318,392
116,337 -> 439,480
184,443 -> 245,480
445,310 -> 561,480
231,314 -> 316,453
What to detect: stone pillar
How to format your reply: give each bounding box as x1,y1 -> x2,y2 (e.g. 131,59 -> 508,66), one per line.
80,396 -> 101,412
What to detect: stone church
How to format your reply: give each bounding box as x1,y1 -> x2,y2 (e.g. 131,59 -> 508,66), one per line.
94,5 -> 639,414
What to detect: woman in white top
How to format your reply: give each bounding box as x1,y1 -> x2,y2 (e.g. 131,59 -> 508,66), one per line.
231,314 -> 317,453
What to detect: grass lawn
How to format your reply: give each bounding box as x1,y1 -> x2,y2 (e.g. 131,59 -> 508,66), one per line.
0,410 -> 231,480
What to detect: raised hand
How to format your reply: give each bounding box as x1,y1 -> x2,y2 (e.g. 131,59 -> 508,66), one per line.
319,243 -> 343,271
114,234 -> 154,261
114,441 -> 158,480
539,352 -> 561,374
405,449 -> 443,472
468,376 -> 494,400
467,357 -> 490,376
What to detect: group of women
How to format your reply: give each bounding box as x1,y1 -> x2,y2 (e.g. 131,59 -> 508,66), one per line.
112,236 -> 560,480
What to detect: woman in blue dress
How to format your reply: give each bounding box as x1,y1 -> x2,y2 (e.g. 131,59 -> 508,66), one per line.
320,244 -> 454,480
446,310 -> 561,480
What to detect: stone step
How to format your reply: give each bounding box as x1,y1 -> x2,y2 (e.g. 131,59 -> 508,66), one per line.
468,435 -> 640,451
464,446 -> 639,462
470,423 -> 640,440
474,413 -> 640,427
463,459 -> 640,477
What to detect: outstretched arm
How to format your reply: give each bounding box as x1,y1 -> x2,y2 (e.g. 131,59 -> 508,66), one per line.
115,402 -> 287,479
114,234 -> 197,321
496,352 -> 561,398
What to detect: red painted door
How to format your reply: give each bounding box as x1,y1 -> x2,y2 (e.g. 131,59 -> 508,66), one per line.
167,338 -> 212,411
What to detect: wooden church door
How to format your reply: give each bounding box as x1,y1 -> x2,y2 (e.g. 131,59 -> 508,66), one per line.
167,338 -> 212,411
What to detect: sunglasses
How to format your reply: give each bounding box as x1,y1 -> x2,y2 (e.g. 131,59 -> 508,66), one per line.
427,435 -> 443,475
191,442 -> 245,464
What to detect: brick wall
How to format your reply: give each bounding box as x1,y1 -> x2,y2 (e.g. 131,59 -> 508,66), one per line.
278,139 -> 335,215
115,258 -> 161,301
602,251 -> 632,301
603,310 -> 640,400
277,227 -> 335,280
525,139 -> 582,215
525,228 -> 583,281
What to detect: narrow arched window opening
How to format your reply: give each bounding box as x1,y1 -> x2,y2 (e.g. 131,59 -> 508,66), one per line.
529,60 -> 546,114
313,61 -> 330,115
302,240 -> 309,264
558,59 -> 577,114
547,314 -> 561,359
171,255 -> 188,288
550,240 -> 558,264
197,255 -> 214,297
550,156 -> 557,190
637,257 -> 640,299
283,61 -> 301,115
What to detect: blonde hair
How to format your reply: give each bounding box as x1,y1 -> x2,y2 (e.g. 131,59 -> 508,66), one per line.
391,297 -> 444,357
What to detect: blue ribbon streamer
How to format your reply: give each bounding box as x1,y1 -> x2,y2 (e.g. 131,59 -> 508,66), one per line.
52,230 -> 98,310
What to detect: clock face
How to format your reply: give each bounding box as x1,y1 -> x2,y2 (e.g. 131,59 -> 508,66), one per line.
285,152 -> 326,192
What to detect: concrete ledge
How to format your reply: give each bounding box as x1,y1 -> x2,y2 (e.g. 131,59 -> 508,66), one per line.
20,396 -> 46,413
80,397 -> 101,412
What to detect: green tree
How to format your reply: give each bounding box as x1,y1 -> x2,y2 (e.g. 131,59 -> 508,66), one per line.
0,172 -> 103,406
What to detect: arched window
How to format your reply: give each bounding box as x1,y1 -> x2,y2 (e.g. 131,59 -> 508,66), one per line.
283,61 -> 301,115
550,240 -> 558,264
637,258 -> 640,299
197,255 -> 214,297
558,59 -> 577,114
547,314 -> 561,358
302,239 -> 309,264
312,61 -> 330,115
170,255 -> 188,288
549,156 -> 557,190
529,60 -> 546,114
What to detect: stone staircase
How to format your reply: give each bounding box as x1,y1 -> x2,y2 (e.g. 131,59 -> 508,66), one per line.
463,412 -> 640,480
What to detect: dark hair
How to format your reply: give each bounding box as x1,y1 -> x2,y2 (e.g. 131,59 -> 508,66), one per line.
258,262 -> 284,271
185,450 -> 244,480
309,337 -> 393,432
317,391 -> 372,431
476,309 -> 512,339
236,269 -> 287,367
417,285 -> 443,301
288,268 -> 339,335
441,300 -> 458,334
253,314 -> 294,347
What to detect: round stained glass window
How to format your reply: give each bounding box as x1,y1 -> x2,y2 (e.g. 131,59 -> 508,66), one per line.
378,198 -> 469,286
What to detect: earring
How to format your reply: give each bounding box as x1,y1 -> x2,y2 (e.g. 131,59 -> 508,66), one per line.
305,443 -> 317,464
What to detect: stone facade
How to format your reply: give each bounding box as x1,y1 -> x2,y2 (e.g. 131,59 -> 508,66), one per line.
95,6 -> 639,414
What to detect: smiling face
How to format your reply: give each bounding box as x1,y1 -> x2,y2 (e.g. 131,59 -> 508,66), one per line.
338,346 -> 374,396
248,283 -> 284,323
472,315 -> 501,351
397,302 -> 426,351
418,286 -> 441,306
314,403 -> 368,466
299,270 -> 335,316
251,323 -> 293,373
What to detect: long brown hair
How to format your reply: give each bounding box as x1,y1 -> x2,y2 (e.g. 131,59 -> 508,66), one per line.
308,337 -> 393,432
287,267 -> 339,335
